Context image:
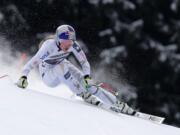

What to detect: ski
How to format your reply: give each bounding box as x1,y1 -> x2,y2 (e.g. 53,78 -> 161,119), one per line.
95,82 -> 165,124
134,112 -> 165,124
99,103 -> 165,124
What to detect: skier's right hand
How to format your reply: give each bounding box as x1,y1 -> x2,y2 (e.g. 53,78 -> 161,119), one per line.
16,76 -> 28,89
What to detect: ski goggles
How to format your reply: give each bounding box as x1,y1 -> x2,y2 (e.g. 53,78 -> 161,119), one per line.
59,31 -> 69,40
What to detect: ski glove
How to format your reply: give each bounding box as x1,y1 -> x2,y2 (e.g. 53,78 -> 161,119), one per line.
83,75 -> 94,89
17,76 -> 28,89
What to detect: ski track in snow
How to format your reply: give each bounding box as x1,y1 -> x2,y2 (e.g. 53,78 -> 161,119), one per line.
0,76 -> 180,135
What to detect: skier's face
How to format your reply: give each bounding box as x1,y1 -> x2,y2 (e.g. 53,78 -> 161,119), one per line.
59,40 -> 73,52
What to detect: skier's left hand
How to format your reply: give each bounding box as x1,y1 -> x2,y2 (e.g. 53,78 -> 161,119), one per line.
83,75 -> 94,89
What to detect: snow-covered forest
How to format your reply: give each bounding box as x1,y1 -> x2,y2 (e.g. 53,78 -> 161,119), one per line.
0,0 -> 180,127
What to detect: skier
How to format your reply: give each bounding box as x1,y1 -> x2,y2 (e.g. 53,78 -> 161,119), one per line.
16,24 -> 135,115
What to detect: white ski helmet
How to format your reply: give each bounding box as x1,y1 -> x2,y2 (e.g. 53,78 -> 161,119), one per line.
55,24 -> 76,45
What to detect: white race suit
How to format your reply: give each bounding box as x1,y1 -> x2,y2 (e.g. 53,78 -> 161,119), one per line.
22,39 -> 117,105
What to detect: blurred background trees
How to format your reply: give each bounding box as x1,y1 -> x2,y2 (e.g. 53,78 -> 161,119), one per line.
0,0 -> 180,127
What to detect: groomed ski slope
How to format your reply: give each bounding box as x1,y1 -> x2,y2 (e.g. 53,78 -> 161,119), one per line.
0,77 -> 180,135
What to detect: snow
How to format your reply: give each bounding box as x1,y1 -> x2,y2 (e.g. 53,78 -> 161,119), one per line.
89,0 -> 114,5
0,76 -> 180,135
170,0 -> 178,12
100,46 -> 127,64
99,29 -> 113,37
0,12 -> 4,23
118,0 -> 136,10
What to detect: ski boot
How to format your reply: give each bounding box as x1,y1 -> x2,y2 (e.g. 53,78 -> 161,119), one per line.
113,101 -> 136,115
80,91 -> 101,106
